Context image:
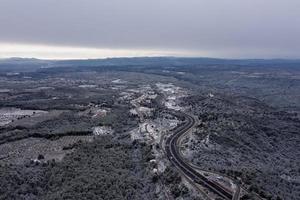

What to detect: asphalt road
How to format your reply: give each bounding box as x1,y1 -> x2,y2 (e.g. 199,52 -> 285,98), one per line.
165,111 -> 234,200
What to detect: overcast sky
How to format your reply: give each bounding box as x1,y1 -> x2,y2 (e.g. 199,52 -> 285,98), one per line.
0,0 -> 300,59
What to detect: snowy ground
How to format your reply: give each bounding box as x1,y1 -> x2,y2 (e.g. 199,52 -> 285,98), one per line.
0,89 -> 10,93
93,126 -> 114,136
155,82 -> 187,111
0,108 -> 47,126
24,86 -> 55,92
112,78 -> 127,84
78,105 -> 110,118
0,136 -> 93,164
78,84 -> 97,88
127,84 -> 181,143
120,83 -> 207,198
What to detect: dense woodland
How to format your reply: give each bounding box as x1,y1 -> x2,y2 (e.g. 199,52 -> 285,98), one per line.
182,94 -> 300,200
0,136 -> 156,200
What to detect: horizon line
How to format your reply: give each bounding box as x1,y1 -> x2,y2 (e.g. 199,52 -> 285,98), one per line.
0,43 -> 299,60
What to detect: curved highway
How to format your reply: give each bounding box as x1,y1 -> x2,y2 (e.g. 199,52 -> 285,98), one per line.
165,112 -> 234,200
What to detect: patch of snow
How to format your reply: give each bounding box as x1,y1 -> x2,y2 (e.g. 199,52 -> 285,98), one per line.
138,106 -> 152,114
156,82 -> 187,111
130,127 -> 144,141
130,109 -> 138,115
91,109 -> 109,118
78,84 -> 97,88
0,108 -> 47,126
25,87 -> 55,92
157,160 -> 167,173
280,174 -> 300,182
0,89 -> 10,93
6,72 -> 20,76
112,79 -> 127,84
165,100 -> 182,111
93,126 -> 113,136
111,85 -> 126,90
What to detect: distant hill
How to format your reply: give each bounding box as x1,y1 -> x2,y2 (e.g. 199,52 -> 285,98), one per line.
1,57 -> 300,72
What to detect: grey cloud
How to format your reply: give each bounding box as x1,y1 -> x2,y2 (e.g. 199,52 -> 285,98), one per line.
0,0 -> 300,58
